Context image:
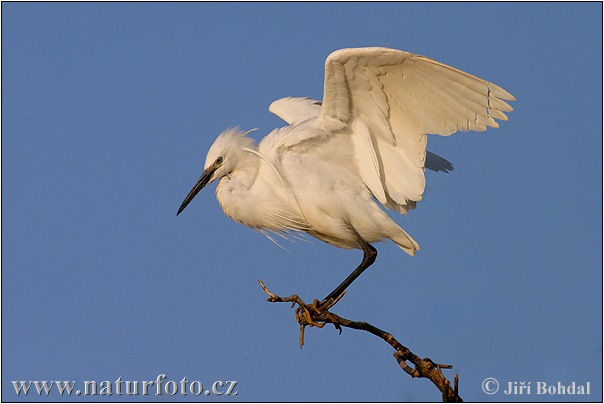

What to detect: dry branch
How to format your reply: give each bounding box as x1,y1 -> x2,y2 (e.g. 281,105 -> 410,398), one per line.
259,280 -> 462,402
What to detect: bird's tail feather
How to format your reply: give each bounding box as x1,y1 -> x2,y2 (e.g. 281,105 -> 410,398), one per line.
392,228 -> 420,256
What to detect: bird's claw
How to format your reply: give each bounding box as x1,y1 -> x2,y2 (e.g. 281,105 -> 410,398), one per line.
294,299 -> 343,346
295,302 -> 325,329
312,299 -> 343,334
259,280 -> 343,347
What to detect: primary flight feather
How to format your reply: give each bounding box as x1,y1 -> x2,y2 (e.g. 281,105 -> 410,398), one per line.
178,47 -> 514,305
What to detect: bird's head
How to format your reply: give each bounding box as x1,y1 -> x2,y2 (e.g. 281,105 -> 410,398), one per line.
177,128 -> 256,216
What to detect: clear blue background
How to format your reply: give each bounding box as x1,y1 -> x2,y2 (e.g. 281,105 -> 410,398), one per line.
2,2 -> 602,402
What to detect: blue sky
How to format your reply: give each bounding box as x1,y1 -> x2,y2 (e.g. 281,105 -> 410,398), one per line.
2,2 -> 602,402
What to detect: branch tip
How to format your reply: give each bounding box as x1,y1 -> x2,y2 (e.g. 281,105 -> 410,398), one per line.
256,281 -> 462,402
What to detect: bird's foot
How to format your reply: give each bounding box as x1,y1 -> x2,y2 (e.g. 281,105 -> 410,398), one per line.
258,280 -> 343,347
293,299 -> 345,346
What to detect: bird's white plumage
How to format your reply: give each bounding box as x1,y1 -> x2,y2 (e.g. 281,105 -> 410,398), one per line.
183,47 -> 514,256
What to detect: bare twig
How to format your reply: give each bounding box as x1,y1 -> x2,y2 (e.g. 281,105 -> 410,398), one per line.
258,280 -> 463,402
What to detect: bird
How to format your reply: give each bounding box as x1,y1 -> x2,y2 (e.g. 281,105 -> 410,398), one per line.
177,47 -> 514,308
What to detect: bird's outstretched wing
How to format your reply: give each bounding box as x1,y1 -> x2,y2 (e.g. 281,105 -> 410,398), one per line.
274,48 -> 515,213
321,47 -> 514,213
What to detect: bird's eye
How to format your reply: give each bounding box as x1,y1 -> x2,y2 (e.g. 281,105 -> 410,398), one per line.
215,157 -> 223,164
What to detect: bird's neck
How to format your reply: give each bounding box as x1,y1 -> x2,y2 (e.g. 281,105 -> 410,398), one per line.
215,150 -> 265,226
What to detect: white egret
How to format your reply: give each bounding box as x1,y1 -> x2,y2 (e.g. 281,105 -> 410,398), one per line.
178,47 -> 514,307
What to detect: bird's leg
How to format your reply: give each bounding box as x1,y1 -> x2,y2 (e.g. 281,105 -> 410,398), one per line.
259,229 -> 377,343
319,229 -> 377,310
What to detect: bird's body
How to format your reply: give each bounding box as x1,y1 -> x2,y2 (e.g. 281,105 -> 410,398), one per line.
211,124 -> 418,253
178,47 -> 514,303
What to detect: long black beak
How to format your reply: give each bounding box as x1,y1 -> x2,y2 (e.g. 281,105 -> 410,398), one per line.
176,167 -> 215,216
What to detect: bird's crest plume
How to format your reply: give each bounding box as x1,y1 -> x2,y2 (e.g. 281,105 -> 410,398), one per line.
204,127 -> 257,168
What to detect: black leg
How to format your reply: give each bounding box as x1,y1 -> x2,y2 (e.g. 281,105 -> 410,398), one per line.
320,229 -> 377,308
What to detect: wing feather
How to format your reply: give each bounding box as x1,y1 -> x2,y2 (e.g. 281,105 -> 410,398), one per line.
350,120 -> 387,204
269,97 -> 321,125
